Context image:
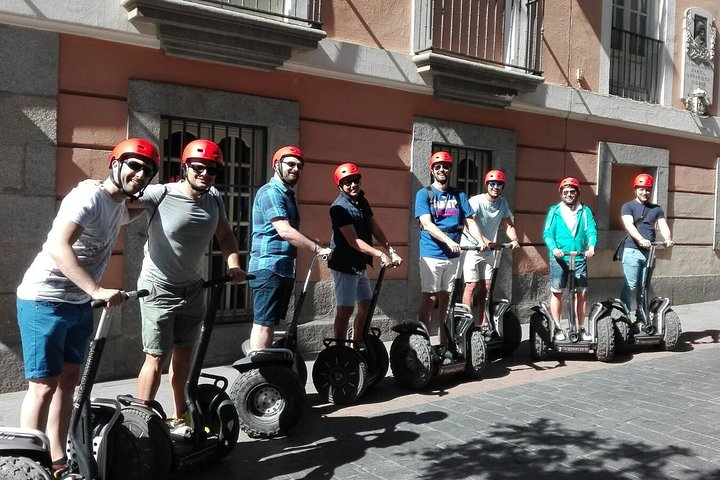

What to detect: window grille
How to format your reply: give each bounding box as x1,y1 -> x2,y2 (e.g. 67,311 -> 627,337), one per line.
432,144 -> 492,196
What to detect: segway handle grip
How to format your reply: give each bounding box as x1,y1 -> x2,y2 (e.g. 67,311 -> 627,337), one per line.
487,242 -> 514,250
203,273 -> 256,288
91,289 -> 149,309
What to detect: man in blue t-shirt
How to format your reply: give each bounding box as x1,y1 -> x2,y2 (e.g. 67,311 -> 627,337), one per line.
415,151 -> 486,354
620,173 -> 673,325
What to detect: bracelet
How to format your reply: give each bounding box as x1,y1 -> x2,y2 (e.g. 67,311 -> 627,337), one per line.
388,247 -> 396,255
313,243 -> 319,254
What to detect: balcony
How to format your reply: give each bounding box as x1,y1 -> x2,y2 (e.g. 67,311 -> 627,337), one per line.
413,0 -> 545,108
610,28 -> 663,104
123,0 -> 326,71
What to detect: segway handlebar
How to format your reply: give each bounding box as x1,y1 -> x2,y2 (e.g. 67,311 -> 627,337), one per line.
91,289 -> 149,309
203,273 -> 256,288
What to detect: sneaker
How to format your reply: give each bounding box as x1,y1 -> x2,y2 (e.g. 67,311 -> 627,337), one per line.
167,411 -> 192,435
554,328 -> 566,342
579,329 -> 592,341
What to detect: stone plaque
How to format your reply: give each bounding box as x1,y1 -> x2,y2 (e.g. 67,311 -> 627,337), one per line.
682,7 -> 715,115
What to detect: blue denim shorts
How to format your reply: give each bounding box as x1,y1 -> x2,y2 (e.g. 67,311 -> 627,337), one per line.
331,269 -> 373,307
250,269 -> 295,327
17,298 -> 93,379
549,256 -> 588,293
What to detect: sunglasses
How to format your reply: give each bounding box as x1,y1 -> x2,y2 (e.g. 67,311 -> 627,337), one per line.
487,181 -> 504,189
432,163 -> 451,171
125,160 -> 156,177
340,176 -> 361,187
283,160 -> 304,171
188,163 -> 220,176
561,189 -> 578,196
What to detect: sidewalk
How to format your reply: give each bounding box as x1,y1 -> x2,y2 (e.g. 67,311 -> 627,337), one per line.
1,301 -> 718,479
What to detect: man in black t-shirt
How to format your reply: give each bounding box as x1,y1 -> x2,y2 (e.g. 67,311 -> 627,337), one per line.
620,173 -> 673,324
329,163 -> 402,343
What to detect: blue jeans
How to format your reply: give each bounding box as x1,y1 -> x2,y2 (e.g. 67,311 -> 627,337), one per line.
621,247 -> 648,320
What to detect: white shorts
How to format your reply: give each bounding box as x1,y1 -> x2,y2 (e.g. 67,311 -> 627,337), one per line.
462,250 -> 493,283
419,257 -> 460,293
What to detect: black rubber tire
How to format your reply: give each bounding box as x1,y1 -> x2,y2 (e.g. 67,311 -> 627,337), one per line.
0,456 -> 52,480
464,328 -> 487,379
529,312 -> 550,361
312,346 -> 368,404
613,315 -> 630,354
230,365 -> 305,438
595,315 -> 616,362
389,333 -> 432,390
364,333 -> 389,387
106,421 -> 147,480
294,351 -> 308,387
196,384 -> 240,458
499,310 -> 522,356
121,406 -> 173,479
661,309 -> 682,351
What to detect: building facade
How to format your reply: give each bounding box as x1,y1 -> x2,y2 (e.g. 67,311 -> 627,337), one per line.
0,0 -> 718,392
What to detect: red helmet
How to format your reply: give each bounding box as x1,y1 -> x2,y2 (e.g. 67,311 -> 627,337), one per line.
334,163 -> 361,186
633,173 -> 654,189
109,138 -> 160,169
558,177 -> 581,192
272,146 -> 304,168
429,151 -> 453,168
182,139 -> 224,166
484,170 -> 506,184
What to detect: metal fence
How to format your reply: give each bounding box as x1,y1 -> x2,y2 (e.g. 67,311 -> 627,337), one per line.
610,27 -> 663,104
198,0 -> 322,29
414,0 -> 544,75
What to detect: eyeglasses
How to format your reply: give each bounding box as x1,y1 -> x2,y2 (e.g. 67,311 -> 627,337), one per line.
487,181 -> 504,189
125,160 -> 156,177
432,163 -> 451,171
561,189 -> 578,196
340,176 -> 361,187
283,160 -> 304,171
188,163 -> 220,176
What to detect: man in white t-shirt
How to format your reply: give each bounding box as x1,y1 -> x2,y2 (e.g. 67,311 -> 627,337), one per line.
461,170 -> 520,328
16,138 -> 159,468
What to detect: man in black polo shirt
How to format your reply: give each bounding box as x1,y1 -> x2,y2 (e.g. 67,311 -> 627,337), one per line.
328,163 -> 402,343
620,173 -> 673,327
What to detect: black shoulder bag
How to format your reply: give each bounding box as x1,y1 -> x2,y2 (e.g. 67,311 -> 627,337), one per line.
613,205 -> 648,261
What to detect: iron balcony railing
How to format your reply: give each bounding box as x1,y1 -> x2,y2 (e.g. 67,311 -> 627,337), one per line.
610,27 -> 663,104
197,0 -> 322,29
414,0 -> 544,75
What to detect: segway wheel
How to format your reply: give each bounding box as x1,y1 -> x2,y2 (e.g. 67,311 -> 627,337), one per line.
106,421 -> 147,480
499,311 -> 522,356
660,309 -> 682,351
389,333 -> 432,390
0,456 -> 52,480
595,315 -> 616,362
529,312 -> 550,361
613,315 -> 630,354
294,351 -> 308,387
312,346 -> 368,404
196,384 -> 240,458
364,332 -> 389,388
464,328 -> 487,379
121,406 -> 173,479
230,365 -> 305,438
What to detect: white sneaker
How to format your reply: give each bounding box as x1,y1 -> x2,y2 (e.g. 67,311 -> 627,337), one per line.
554,328 -> 566,341
579,329 -> 592,341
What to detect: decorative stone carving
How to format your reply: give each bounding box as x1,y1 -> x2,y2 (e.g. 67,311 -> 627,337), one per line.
682,8 -> 716,114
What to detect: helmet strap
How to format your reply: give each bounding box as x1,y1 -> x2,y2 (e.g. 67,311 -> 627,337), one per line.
110,159 -> 152,199
182,164 -> 210,195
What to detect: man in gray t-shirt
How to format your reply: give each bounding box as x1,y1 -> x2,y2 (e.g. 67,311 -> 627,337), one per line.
134,139 -> 246,427
460,170 -> 520,328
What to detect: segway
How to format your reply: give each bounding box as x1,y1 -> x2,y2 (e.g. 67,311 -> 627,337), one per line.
613,242 -> 681,351
312,258 -> 399,405
390,246 -> 487,390
0,290 -> 153,480
529,251 -> 616,362
479,242 -> 522,356
115,275 -> 247,479
229,254 -> 323,438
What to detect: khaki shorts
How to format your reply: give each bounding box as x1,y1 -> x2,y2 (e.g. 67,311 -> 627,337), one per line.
139,277 -> 206,357
462,250 -> 493,283
419,257 -> 460,293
